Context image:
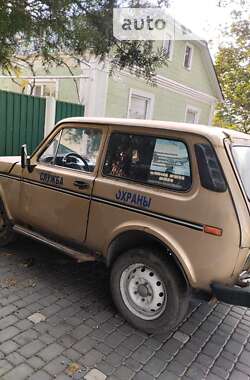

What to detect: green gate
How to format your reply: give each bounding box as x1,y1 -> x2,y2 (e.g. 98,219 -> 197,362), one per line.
55,101 -> 84,124
0,92 -> 85,157
0,90 -> 46,156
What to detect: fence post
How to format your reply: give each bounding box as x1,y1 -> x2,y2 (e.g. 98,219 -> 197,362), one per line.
44,96 -> 56,137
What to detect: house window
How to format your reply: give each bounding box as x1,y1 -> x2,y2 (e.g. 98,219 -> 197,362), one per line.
184,44 -> 193,70
185,106 -> 200,124
128,89 -> 154,120
129,95 -> 149,119
163,39 -> 174,60
29,81 -> 57,98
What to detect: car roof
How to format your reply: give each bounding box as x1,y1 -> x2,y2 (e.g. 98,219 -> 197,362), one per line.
58,117 -> 250,142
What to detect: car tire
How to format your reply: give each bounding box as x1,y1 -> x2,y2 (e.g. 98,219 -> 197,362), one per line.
0,201 -> 16,247
110,247 -> 190,334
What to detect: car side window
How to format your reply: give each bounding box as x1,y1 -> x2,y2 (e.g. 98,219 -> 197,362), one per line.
39,133 -> 61,164
39,127 -> 102,173
103,132 -> 191,191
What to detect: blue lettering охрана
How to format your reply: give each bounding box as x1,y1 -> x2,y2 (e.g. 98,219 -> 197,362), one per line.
115,190 -> 151,209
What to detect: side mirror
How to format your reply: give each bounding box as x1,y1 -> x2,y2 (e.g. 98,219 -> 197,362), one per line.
21,144 -> 31,171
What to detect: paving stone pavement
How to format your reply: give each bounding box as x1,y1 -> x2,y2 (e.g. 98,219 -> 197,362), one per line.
0,238 -> 249,380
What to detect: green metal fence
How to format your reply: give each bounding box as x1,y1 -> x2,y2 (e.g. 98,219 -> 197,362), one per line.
55,100 -> 84,124
0,90 -> 46,156
0,91 -> 85,157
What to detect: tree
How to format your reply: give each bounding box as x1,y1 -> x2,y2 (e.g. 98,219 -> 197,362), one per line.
214,13 -> 250,133
0,0 -> 247,87
0,0 -> 169,82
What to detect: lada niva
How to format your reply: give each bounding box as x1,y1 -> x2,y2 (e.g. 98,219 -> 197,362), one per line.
0,117 -> 250,333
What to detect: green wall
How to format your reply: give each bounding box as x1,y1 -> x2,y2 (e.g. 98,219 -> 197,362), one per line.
158,41 -> 215,96
105,75 -> 211,125
105,40 -> 216,125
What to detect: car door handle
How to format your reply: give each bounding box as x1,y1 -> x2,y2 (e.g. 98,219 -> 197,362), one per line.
73,180 -> 89,190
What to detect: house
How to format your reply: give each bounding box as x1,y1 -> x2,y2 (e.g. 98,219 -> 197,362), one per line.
0,39 -> 223,129
89,39 -> 223,125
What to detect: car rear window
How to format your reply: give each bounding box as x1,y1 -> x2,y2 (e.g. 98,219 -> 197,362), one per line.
232,145 -> 250,199
103,132 -> 192,191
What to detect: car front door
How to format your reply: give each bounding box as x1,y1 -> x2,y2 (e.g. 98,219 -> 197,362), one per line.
19,123 -> 105,245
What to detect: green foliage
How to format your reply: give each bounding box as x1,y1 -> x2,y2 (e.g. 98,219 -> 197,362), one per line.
0,0 -> 168,81
214,14 -> 250,133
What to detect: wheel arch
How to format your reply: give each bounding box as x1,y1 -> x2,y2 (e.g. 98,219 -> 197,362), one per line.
106,229 -> 191,291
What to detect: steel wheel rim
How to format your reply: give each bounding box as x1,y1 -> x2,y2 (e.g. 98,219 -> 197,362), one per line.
120,263 -> 167,321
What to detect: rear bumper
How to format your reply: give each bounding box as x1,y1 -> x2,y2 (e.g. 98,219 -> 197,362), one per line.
211,281 -> 250,308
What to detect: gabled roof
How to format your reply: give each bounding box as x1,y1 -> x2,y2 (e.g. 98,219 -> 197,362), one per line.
195,40 -> 224,102
166,15 -> 223,102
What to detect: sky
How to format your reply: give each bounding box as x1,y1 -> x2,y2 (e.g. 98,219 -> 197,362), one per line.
166,0 -> 250,57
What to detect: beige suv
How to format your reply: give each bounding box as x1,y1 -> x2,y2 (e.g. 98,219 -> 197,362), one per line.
0,117 -> 250,334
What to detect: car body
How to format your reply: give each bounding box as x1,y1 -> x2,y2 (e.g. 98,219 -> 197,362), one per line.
0,117 -> 250,333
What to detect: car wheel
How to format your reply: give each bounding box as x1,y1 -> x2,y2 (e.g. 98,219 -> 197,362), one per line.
0,201 -> 16,247
110,247 -> 190,334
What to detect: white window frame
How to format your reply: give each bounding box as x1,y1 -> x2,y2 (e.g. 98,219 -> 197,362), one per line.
127,88 -> 155,120
27,79 -> 59,98
185,105 -> 200,124
163,38 -> 174,61
183,43 -> 194,70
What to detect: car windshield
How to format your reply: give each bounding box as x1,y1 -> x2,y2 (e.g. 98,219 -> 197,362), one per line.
232,145 -> 250,199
